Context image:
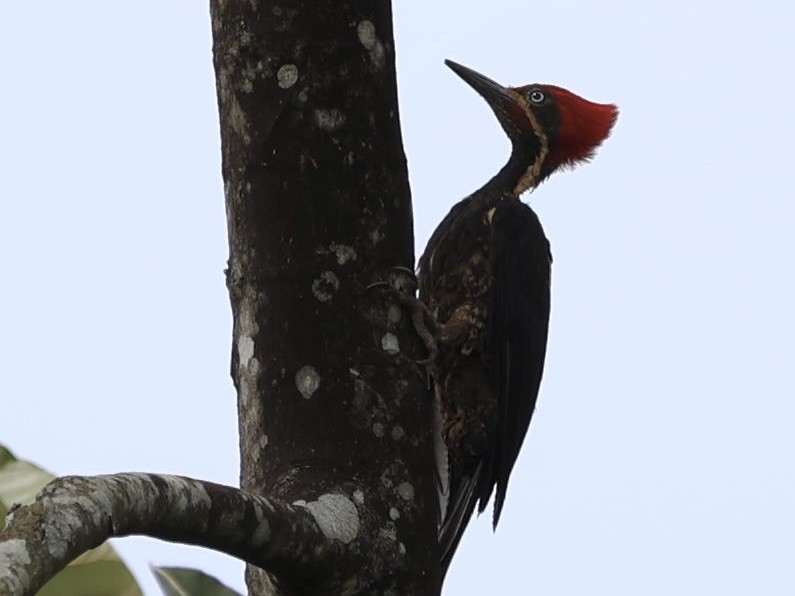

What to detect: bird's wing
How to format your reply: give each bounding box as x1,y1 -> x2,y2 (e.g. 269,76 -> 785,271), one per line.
482,197 -> 551,527
418,199 -> 469,301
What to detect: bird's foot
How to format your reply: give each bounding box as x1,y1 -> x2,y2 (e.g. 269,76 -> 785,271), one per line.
405,297 -> 439,366
363,266 -> 440,371
389,267 -> 440,369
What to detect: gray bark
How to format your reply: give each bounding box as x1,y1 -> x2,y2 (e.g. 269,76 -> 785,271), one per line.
0,474 -> 341,595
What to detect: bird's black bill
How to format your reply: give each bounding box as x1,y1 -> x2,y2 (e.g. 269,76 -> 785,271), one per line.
445,59 -> 515,107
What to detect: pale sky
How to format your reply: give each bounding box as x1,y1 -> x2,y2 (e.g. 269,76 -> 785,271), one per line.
2,1 -> 794,595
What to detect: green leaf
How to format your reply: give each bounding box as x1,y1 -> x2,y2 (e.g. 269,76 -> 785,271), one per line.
0,445 -> 54,509
0,442 -> 142,596
153,566 -> 243,596
37,558 -> 142,596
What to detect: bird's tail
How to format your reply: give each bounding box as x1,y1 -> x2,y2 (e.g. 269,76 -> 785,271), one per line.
438,461 -> 484,580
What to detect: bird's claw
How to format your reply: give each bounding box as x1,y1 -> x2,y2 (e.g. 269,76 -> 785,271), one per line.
362,266 -> 417,296
387,266 -> 419,296
364,267 -> 440,369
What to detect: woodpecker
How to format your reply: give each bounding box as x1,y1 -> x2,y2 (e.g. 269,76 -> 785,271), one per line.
419,60 -> 617,576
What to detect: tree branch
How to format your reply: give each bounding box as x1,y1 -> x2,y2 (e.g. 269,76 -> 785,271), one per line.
0,473 -> 349,596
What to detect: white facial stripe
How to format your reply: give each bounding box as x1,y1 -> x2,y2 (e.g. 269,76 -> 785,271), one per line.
506,88 -> 549,196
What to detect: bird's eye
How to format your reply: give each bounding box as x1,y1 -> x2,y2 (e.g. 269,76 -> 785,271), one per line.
528,89 -> 546,104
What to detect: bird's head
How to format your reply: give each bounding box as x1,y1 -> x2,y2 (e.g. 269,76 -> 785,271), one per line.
445,59 -> 618,195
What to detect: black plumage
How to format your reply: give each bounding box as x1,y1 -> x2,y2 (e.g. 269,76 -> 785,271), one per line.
419,60 -> 617,577
420,189 -> 550,573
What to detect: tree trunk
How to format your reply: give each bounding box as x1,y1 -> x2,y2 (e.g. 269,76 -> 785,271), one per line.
210,1 -> 439,593
0,3 -> 439,594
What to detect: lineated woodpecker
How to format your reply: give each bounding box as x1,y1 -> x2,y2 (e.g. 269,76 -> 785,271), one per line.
418,60 -> 618,575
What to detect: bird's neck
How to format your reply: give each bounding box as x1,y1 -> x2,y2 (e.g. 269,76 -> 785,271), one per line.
472,137 -> 546,204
